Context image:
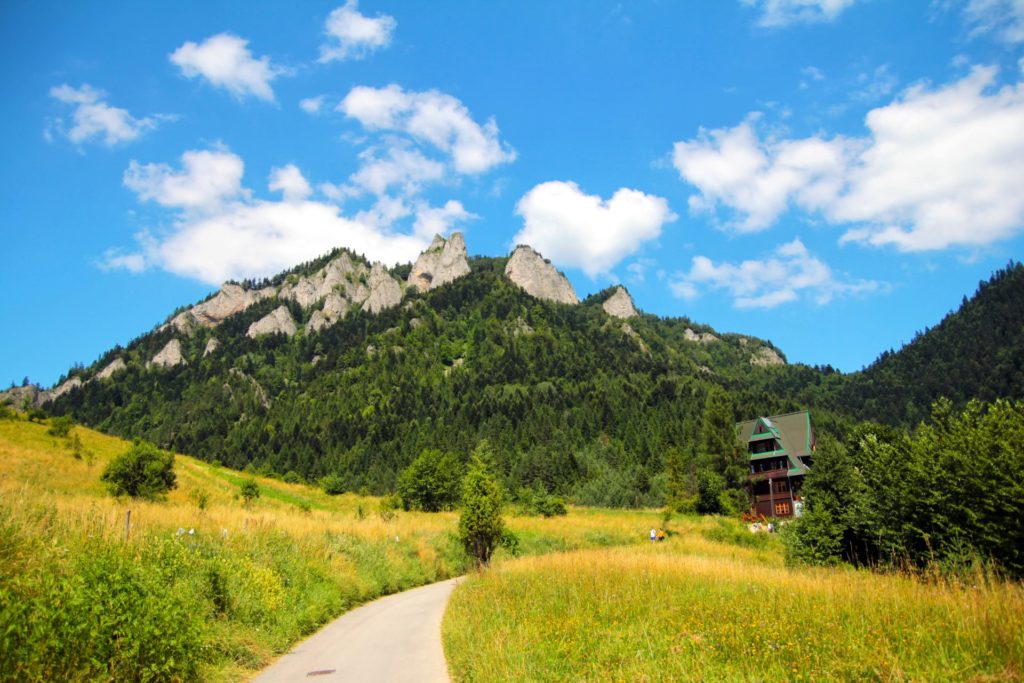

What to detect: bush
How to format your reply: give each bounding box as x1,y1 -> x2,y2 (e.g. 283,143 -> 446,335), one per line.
320,474 -> 346,495
100,441 -> 177,500
239,480 -> 260,506
695,468 -> 725,514
282,471 -> 303,484
46,416 -> 74,438
396,449 -> 463,512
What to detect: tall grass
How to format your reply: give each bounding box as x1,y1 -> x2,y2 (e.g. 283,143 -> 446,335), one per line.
444,526 -> 1024,682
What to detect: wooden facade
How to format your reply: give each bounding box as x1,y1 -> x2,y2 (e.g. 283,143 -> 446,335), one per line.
736,411 -> 815,519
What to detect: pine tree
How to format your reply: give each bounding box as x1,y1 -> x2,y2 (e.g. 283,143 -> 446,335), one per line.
458,442 -> 505,568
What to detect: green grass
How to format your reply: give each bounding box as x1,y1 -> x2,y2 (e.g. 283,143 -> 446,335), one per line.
444,523 -> 1024,682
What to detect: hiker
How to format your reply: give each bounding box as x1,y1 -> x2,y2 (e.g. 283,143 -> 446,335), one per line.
650,528 -> 657,543
656,528 -> 666,542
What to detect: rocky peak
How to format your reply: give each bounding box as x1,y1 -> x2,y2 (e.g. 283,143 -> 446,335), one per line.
96,358 -> 126,379
504,245 -> 578,305
148,339 -> 185,369
0,384 -> 42,409
171,283 -> 274,334
684,328 -> 719,344
750,346 -> 786,367
407,232 -> 471,292
362,263 -> 402,314
279,251 -> 368,309
247,306 -> 298,338
602,286 -> 638,319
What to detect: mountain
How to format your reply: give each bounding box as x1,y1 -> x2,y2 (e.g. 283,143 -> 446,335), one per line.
6,234 -> 794,501
5,234 -> 1022,499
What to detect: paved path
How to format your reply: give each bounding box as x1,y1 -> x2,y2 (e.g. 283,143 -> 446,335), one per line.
252,577 -> 461,683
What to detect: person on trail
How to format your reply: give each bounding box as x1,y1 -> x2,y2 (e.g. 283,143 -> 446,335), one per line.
656,528 -> 666,542
650,528 -> 657,543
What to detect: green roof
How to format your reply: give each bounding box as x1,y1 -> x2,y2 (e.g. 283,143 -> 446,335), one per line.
736,410 -> 815,475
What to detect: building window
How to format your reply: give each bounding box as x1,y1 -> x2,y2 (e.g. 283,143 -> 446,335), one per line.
774,502 -> 791,516
772,480 -> 789,494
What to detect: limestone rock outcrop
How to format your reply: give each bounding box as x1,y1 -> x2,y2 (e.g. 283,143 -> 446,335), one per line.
750,346 -> 785,367
148,339 -> 185,368
96,358 -> 126,380
306,293 -> 350,333
504,246 -> 578,305
0,384 -> 42,409
247,306 -> 297,338
407,233 -> 471,292
602,286 -> 638,319
203,338 -> 219,357
362,263 -> 402,314
684,328 -> 719,344
280,252 -> 368,309
171,284 -> 274,334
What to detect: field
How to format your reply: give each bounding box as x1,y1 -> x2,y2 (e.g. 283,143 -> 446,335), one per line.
443,527 -> 1024,682
0,414 -> 656,681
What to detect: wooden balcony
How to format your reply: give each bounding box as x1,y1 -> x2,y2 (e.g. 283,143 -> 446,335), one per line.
748,467 -> 789,480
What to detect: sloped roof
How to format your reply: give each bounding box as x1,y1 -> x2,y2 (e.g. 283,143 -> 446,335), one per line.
736,410 -> 815,474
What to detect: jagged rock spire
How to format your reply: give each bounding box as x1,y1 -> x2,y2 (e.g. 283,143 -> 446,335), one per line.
504,245 -> 578,305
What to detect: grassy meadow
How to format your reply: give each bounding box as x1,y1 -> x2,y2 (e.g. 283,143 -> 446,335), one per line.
444,524 -> 1024,682
0,414 -> 657,681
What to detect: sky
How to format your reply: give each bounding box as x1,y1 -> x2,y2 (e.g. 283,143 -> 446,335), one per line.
2,0 -> 1024,388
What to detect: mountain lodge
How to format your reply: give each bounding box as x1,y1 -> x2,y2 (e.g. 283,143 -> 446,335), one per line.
736,411 -> 815,518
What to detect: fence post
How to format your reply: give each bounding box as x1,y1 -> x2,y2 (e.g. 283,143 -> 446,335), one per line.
124,509 -> 131,541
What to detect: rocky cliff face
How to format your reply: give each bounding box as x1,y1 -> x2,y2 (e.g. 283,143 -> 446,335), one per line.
602,286 -> 638,319
96,358 -> 126,379
362,263 -> 403,314
170,284 -> 274,334
148,339 -> 185,368
0,384 -> 42,409
280,252 -> 368,309
407,232 -> 471,292
684,328 -> 719,344
247,306 -> 298,338
750,346 -> 785,367
504,246 -> 578,305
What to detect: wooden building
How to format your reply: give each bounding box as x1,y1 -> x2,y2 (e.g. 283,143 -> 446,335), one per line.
735,411 -> 815,518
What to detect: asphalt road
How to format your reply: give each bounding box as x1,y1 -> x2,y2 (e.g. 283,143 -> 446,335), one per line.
252,577 -> 461,683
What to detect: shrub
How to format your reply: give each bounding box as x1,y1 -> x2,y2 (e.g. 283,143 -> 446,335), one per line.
239,480 -> 260,506
320,474 -> 346,495
46,416 -> 74,438
396,448 -> 463,512
283,471 -> 303,484
100,441 -> 177,500
26,408 -> 46,423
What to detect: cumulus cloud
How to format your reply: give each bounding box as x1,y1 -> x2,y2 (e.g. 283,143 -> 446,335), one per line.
741,0 -> 859,27
669,238 -> 882,308
268,164 -> 312,202
673,66 -> 1024,251
123,149 -> 246,212
513,181 -> 676,278
339,84 -> 516,174
319,0 -> 397,62
347,146 -> 446,197
170,33 -> 285,102
47,84 -> 160,146
107,148 -> 464,284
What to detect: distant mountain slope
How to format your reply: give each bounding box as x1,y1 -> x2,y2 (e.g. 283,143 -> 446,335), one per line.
23,237 -> 794,498
836,262 -> 1024,426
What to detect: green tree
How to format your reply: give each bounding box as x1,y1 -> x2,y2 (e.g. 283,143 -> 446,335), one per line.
101,441 -> 177,500
458,443 -> 505,568
239,479 -> 260,506
695,467 -> 725,515
47,415 -> 74,438
397,448 -> 463,512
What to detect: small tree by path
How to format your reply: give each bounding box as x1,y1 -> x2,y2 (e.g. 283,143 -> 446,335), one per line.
101,441 -> 177,500
458,443 -> 505,568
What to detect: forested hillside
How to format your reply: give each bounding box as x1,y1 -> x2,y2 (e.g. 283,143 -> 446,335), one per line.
19,248 -> 1024,502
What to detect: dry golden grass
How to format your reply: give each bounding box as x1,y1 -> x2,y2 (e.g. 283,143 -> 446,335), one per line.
445,532 -> 1024,682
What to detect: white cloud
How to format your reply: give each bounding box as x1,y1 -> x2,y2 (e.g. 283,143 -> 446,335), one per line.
851,64 -> 899,102
513,181 -> 676,278
669,238 -> 882,308
319,0 -> 397,62
961,0 -> 1024,44
741,0 -> 859,27
48,84 -> 159,146
299,96 -> 326,114
110,148 -> 449,284
673,118 -> 853,232
268,164 -> 312,202
124,149 -> 246,212
799,65 -> 826,89
340,84 -> 516,174
348,146 -> 446,197
170,33 -> 284,102
673,66 -> 1024,251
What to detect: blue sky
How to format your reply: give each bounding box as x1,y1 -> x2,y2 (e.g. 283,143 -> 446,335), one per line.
3,0 -> 1024,387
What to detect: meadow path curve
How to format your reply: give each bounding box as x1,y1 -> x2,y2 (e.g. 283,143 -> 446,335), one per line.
252,577 -> 461,683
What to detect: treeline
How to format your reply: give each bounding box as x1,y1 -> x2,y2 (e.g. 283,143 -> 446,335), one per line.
786,398 -> 1024,578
